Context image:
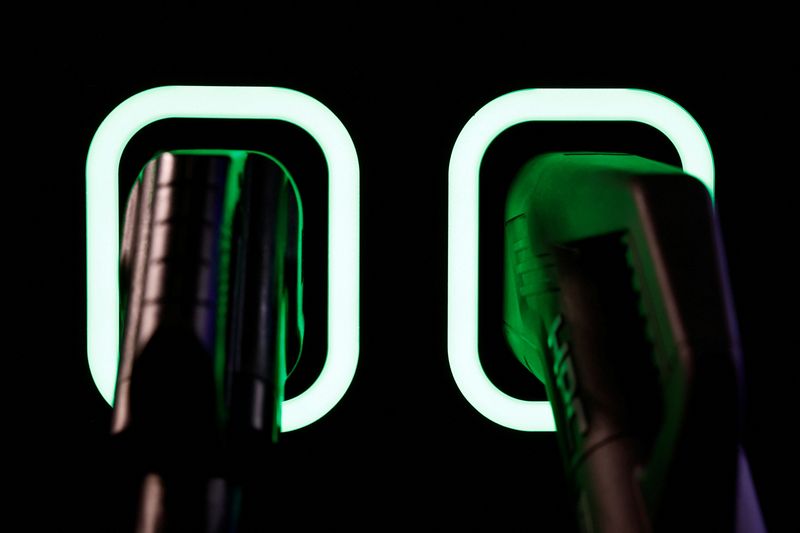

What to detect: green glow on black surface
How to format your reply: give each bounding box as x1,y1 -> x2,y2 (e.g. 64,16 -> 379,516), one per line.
447,88 -> 714,432
86,86 -> 359,432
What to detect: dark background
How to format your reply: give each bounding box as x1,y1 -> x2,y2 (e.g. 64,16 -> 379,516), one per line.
23,12 -> 795,532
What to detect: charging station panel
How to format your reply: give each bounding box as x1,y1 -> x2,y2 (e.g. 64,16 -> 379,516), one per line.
45,39 -> 791,531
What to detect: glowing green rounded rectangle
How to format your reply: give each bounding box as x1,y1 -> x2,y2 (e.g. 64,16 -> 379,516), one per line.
86,86 -> 359,432
447,88 -> 714,432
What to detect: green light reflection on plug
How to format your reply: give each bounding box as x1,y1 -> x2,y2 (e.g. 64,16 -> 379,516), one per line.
86,86 -> 359,432
448,88 -> 714,432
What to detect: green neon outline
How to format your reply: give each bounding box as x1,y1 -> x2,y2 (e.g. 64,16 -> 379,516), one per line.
86,86 -> 359,432
447,88 -> 714,432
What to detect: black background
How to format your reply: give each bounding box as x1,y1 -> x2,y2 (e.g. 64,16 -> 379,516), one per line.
22,11 -> 796,532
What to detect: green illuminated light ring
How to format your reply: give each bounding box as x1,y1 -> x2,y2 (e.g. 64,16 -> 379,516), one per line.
448,88 -> 714,432
86,86 -> 359,432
